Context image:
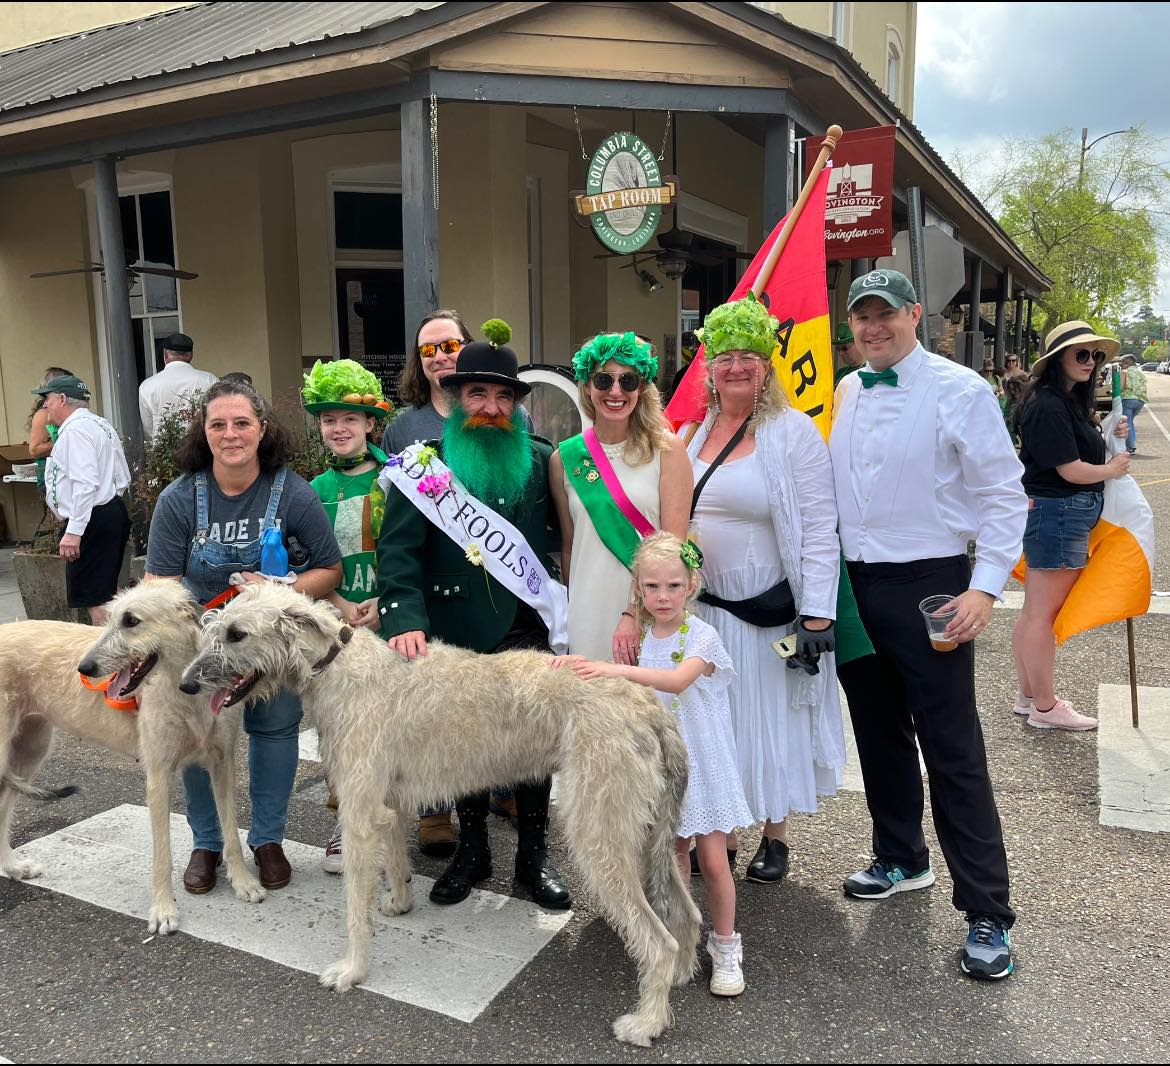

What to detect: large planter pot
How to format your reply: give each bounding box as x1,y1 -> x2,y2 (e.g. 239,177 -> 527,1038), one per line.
13,547 -> 135,622
13,551 -> 78,622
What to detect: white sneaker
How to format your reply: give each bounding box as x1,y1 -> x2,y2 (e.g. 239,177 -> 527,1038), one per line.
322,824 -> 343,874
1012,692 -> 1034,716
707,932 -> 745,997
1027,698 -> 1098,731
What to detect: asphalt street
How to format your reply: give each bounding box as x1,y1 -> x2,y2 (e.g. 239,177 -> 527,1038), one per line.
1,374 -> 1168,1064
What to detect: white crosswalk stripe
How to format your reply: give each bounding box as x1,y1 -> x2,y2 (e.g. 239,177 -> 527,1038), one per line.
14,804 -> 572,1022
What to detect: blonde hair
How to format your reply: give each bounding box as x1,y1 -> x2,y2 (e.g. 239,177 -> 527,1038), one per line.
578,377 -> 671,466
704,355 -> 788,433
630,531 -> 702,631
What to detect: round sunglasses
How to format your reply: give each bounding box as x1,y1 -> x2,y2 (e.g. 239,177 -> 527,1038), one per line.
591,371 -> 642,393
1071,348 -> 1107,365
418,338 -> 465,360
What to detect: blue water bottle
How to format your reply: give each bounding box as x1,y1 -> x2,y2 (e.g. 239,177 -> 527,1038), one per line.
259,526 -> 288,577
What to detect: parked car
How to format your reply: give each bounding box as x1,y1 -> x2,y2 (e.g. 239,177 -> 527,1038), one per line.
1141,361 -> 1160,371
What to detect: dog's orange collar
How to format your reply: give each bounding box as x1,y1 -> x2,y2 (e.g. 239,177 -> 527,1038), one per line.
79,673 -> 139,712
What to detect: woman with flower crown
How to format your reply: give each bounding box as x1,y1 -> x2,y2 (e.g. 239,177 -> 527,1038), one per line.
681,295 -> 844,885
548,332 -> 693,666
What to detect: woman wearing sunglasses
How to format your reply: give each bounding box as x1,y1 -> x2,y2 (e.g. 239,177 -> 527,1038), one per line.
549,332 -> 692,666
1012,320 -> 1129,730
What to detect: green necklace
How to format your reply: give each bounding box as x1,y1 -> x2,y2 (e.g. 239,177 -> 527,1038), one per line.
642,611 -> 690,713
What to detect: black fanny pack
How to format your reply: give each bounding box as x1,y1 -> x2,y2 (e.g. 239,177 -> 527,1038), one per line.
697,581 -> 796,628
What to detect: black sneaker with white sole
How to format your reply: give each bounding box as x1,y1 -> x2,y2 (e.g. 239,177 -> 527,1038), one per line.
843,859 -> 935,899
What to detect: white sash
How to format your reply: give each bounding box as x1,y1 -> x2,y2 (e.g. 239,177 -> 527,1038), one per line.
379,444 -> 569,653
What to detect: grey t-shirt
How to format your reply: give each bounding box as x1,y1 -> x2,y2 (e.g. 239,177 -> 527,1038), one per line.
381,401 -> 536,454
146,468 -> 342,581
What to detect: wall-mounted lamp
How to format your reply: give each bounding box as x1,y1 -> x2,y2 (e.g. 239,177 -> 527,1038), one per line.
637,268 -> 664,294
949,304 -> 965,326
657,251 -> 689,281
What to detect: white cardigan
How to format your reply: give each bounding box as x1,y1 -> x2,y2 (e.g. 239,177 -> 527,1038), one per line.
686,407 -> 844,769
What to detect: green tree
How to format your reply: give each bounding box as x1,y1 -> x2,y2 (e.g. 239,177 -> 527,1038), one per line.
959,128 -> 1169,333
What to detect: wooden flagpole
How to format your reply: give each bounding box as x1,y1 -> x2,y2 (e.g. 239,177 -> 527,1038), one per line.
1127,618 -> 1140,728
681,124 -> 844,445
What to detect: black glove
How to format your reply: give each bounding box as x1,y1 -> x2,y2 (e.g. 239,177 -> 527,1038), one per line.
796,616 -> 836,658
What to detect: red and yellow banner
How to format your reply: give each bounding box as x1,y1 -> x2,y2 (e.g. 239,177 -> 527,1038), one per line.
665,167 -> 834,439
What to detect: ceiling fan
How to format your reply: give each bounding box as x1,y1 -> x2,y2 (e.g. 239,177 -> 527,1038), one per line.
30,261 -> 198,281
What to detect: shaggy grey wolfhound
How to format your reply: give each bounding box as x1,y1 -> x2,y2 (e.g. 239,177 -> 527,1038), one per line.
0,581 -> 264,934
180,582 -> 701,1047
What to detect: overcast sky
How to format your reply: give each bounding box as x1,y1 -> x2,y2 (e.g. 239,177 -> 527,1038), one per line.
913,1 -> 1170,320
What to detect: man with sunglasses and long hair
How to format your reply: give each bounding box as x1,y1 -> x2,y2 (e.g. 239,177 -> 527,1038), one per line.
1012,321 -> 1130,733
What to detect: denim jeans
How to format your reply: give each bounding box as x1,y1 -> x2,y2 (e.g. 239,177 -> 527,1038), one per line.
1121,397 -> 1144,451
182,687 -> 303,851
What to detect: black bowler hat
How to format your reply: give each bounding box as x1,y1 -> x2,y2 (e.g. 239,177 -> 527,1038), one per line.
443,318 -> 531,397
162,332 -> 193,353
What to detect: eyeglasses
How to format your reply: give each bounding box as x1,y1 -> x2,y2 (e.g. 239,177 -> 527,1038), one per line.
1072,348 -> 1107,365
712,353 -> 764,370
591,371 -> 642,393
418,338 -> 465,359
1006,358 -> 1019,365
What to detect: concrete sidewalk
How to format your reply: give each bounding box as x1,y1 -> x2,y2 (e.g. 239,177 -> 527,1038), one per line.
0,546 -> 26,623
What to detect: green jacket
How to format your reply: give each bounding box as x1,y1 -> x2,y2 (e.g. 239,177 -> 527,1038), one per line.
376,438 -> 559,651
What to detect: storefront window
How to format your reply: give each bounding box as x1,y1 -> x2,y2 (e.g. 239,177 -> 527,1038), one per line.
332,188 -> 406,402
118,189 -> 181,382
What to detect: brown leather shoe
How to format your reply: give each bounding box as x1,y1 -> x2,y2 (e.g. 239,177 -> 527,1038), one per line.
183,849 -> 222,894
418,813 -> 458,859
250,842 -> 292,889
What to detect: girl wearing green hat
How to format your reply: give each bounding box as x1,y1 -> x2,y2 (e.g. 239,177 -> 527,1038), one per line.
302,358 -> 393,873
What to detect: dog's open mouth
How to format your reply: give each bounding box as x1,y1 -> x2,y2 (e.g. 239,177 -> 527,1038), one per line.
106,654 -> 159,700
210,672 -> 260,716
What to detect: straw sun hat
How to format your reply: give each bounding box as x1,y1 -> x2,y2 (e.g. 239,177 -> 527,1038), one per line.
1031,320 -> 1121,377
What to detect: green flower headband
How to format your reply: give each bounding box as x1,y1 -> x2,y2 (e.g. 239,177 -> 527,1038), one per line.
571,331 -> 658,383
696,293 -> 780,360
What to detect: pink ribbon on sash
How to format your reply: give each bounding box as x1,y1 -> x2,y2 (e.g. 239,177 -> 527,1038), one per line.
582,428 -> 657,537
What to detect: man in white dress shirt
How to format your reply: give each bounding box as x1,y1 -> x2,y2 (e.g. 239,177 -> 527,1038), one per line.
138,333 -> 217,440
829,270 -> 1027,981
37,375 -> 132,625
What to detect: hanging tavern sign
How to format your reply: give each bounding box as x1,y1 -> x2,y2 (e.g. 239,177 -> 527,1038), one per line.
573,132 -> 678,254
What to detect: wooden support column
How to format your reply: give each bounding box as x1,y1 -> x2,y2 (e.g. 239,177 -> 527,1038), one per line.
1013,289 -> 1025,356
93,155 -> 142,446
993,268 -> 1011,370
966,258 -> 983,333
401,98 -> 439,355
763,115 -> 795,231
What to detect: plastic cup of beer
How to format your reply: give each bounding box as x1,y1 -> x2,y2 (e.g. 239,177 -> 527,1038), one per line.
919,595 -> 959,652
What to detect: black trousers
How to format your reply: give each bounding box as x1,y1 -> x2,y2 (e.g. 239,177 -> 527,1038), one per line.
838,554 -> 1015,926
64,496 -> 131,609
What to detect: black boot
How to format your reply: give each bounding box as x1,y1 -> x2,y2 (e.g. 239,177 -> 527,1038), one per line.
689,845 -> 738,876
429,792 -> 492,905
513,778 -> 571,910
745,836 -> 790,883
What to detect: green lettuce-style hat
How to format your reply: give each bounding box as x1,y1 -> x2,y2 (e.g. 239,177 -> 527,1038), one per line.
571,331 -> 658,383
302,359 -> 392,417
696,293 -> 779,359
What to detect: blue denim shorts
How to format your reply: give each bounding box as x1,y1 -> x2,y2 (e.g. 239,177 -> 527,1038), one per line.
1023,492 -> 1103,570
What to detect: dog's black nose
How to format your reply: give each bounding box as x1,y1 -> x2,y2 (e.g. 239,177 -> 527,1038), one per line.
179,678 -> 200,695
77,658 -> 98,677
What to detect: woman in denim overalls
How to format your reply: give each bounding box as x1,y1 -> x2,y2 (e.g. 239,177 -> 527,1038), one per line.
145,380 -> 341,893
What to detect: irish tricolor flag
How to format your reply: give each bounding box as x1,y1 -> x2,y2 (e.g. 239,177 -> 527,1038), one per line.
664,167 -> 835,438
1050,372 -> 1156,643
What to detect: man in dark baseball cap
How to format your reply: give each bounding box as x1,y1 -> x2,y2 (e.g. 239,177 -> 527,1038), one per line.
846,267 -> 919,311
32,374 -> 91,401
161,332 -> 193,353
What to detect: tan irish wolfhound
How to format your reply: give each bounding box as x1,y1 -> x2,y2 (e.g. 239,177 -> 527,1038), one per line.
0,581 -> 264,933
179,581 -> 701,1047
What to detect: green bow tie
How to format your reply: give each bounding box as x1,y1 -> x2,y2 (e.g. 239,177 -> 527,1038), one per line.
858,367 -> 899,389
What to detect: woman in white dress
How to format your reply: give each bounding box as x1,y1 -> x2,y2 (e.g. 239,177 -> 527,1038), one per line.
685,295 -> 845,883
549,332 -> 692,662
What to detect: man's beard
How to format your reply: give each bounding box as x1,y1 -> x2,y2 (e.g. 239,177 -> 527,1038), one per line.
443,404 -> 533,510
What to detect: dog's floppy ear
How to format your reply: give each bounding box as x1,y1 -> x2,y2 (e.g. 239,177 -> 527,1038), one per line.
278,596 -> 341,643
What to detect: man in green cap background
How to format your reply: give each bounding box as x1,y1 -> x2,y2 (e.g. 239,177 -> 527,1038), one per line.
36,375 -> 131,625
828,268 -> 1027,981
832,321 -> 864,385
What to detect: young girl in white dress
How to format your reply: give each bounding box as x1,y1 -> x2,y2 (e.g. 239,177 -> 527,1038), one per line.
567,532 -> 753,997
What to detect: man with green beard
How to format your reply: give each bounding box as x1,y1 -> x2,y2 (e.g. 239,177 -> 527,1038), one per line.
375,322 -> 570,910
